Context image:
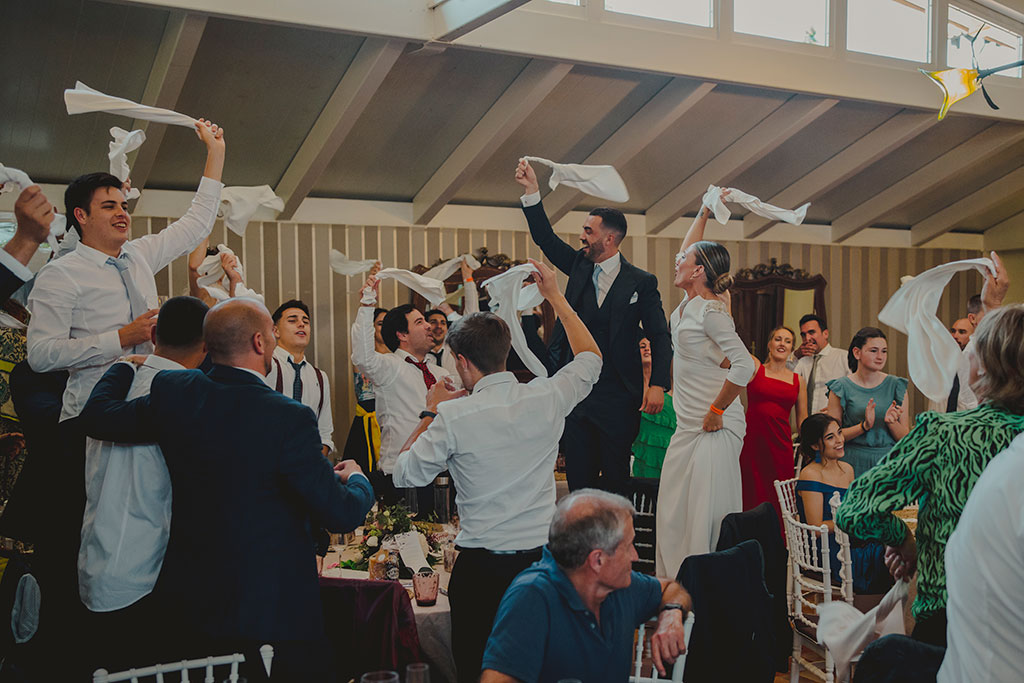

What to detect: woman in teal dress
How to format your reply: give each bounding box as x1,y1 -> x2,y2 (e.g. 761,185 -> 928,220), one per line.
826,327 -> 910,477
795,414 -> 892,595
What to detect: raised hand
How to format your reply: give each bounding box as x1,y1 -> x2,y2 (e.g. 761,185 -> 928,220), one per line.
527,258 -> 560,301
194,118 -> 225,150
884,401 -> 903,425
220,252 -> 242,283
118,309 -> 159,349
515,159 -> 539,195
981,250 -> 1009,313
12,185 -> 54,247
863,398 -> 876,431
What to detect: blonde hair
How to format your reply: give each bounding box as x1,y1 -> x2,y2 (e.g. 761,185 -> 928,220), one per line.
971,304 -> 1024,414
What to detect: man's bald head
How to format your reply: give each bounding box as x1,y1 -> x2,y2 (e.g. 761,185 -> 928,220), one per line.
204,298 -> 276,372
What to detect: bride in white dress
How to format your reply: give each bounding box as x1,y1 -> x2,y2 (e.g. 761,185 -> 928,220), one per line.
656,201 -> 755,578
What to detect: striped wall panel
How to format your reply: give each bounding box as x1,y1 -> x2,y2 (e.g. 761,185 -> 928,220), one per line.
140,218 -> 981,448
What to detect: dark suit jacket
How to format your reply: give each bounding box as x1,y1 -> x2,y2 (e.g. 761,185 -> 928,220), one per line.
0,262 -> 27,308
524,200 -> 671,405
80,363 -> 375,643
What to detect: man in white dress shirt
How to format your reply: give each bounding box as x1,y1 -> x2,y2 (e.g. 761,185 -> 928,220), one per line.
394,259 -> 602,682
351,267 -> 452,506
794,314 -> 849,426
78,295 -> 209,671
24,118 -> 224,669
266,299 -> 334,456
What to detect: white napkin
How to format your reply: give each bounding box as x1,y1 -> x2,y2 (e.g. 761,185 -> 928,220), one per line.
421,253 -> 482,282
218,186 -> 284,236
878,257 -> 994,404
377,268 -> 447,307
522,156 -> 629,203
197,244 -> 263,303
0,164 -> 70,253
108,127 -> 145,199
816,580 -> 908,682
329,250 -> 379,276
64,81 -> 198,128
701,185 -> 809,226
482,263 -> 548,378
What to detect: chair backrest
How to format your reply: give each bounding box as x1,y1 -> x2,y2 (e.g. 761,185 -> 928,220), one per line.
93,645 -> 273,683
780,512 -> 833,633
774,477 -> 799,523
630,611 -> 696,682
829,491 -> 854,604
627,478 -> 660,575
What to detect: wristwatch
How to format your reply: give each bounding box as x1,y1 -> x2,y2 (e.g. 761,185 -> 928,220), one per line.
661,603 -> 686,614
419,410 -> 437,420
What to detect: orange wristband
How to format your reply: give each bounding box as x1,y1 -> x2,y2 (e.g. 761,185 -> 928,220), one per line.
464,277 -> 474,283
709,404 -> 724,416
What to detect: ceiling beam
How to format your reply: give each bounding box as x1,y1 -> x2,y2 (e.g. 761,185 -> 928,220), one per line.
542,80 -> 716,225
911,165 -> 1024,246
743,110 -> 937,238
411,59 -> 572,225
645,95 -> 838,235
126,11 -> 208,199
431,0 -> 531,42
276,38 -> 406,220
984,210 -> 1024,251
830,123 -> 1024,243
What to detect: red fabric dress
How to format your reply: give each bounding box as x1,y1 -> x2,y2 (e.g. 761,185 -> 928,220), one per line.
740,364 -> 799,515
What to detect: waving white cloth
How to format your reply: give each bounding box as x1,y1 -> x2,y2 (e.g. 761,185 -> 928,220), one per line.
701,185 -> 809,226
108,127 -> 144,199
817,580 -> 908,682
377,269 -> 447,306
878,257 -> 994,403
0,164 -> 70,254
422,253 -> 482,281
483,263 -> 548,378
219,186 -> 284,236
329,250 -> 379,276
65,81 -> 198,128
196,244 -> 263,303
522,156 -> 629,203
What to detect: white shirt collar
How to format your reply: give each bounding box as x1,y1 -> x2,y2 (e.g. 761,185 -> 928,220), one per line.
233,365 -> 268,381
594,251 -> 621,274
75,241 -> 123,267
273,344 -> 305,365
470,371 -> 516,394
143,354 -> 185,372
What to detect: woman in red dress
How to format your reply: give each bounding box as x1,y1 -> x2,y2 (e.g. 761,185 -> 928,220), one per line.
740,326 -> 800,516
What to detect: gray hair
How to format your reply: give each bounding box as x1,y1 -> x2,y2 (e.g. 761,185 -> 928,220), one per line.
548,488 -> 635,570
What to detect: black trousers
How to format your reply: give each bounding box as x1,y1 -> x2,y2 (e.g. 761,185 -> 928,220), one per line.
852,634 -> 945,683
910,608 -> 948,648
447,546 -> 542,682
562,408 -> 640,494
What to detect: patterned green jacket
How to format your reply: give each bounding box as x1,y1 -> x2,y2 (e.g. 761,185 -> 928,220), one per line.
835,404 -> 1024,620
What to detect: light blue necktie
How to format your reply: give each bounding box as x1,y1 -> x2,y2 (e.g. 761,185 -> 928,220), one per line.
107,254 -> 153,353
592,264 -> 602,304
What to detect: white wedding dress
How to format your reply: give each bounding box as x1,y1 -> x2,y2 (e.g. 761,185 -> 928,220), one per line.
655,294 -> 755,577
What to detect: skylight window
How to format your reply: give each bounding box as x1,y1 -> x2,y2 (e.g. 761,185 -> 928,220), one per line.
604,0 -> 713,28
848,0 -> 931,63
948,5 -> 1022,77
734,0 -> 828,46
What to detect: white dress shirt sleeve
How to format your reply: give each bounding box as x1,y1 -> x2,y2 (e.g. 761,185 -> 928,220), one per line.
546,351 -> 603,417
350,305 -> 400,388
705,308 -> 756,386
318,372 -> 335,453
27,266 -> 122,372
464,278 -> 479,314
520,191 -> 541,208
392,414 -> 451,488
130,176 -> 224,272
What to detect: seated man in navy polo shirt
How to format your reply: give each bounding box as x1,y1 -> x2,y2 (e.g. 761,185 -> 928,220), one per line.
481,489 -> 691,682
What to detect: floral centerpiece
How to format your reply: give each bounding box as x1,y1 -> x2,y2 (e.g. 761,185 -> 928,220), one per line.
339,502 -> 450,576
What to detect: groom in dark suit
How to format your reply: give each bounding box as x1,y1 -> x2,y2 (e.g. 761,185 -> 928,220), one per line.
516,159 -> 671,493
81,298 -> 374,680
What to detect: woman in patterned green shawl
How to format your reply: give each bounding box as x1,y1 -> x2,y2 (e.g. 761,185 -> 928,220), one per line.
836,297 -> 1023,649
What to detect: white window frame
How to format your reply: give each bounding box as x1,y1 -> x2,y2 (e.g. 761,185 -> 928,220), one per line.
947,0 -> 1024,83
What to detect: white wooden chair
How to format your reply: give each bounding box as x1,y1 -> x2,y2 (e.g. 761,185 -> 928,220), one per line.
775,477 -> 800,522
829,491 -> 855,605
93,645 -> 273,683
629,611 -> 696,682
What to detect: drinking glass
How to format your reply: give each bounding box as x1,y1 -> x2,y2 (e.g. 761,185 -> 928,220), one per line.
359,672 -> 399,683
412,569 -> 440,606
406,662 -> 430,683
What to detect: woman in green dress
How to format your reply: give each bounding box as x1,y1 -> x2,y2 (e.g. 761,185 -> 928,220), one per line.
826,327 -> 910,478
632,337 -> 675,478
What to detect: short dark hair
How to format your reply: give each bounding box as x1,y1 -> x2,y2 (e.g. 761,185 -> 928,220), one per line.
64,172 -> 124,235
847,326 -> 886,372
967,294 -> 982,316
155,296 -> 209,349
424,309 -> 446,321
588,207 -> 627,244
446,312 -> 511,374
382,304 -> 416,352
373,307 -> 388,321
799,314 -> 827,331
272,299 -> 310,324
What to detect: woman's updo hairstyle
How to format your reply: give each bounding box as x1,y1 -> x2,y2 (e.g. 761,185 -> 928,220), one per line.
847,326 -> 886,373
693,240 -> 733,294
798,413 -> 840,469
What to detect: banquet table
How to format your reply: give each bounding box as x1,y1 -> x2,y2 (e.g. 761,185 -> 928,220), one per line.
322,547 -> 457,683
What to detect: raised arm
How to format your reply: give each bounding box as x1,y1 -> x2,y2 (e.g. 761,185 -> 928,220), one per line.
0,185 -> 53,300
350,267 -> 400,387
79,362 -> 158,443
529,258 -> 599,358
515,159 -> 577,274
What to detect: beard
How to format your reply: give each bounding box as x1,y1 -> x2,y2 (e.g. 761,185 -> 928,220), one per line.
582,241 -> 606,263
